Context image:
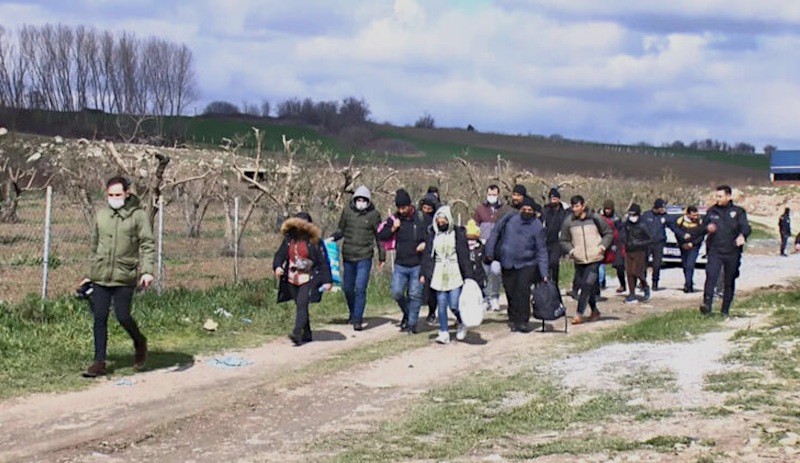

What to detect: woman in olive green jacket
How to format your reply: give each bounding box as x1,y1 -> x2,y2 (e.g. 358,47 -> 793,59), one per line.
82,176 -> 155,377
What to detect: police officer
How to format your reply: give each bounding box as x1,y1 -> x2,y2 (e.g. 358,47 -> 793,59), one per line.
697,185 -> 751,316
642,198 -> 668,290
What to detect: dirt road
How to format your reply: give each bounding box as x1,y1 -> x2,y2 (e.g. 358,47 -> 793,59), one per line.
1,251 -> 797,463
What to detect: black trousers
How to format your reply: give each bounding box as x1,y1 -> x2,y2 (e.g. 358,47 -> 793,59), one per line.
547,242 -> 562,287
781,234 -> 789,255
703,252 -> 741,314
647,244 -> 665,285
501,266 -> 539,327
288,283 -> 313,340
573,262 -> 600,315
91,284 -> 145,362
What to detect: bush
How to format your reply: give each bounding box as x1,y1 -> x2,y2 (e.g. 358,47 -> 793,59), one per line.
414,112 -> 435,129
202,100 -> 241,116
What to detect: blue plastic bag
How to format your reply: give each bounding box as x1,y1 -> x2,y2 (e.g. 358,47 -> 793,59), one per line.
324,239 -> 341,285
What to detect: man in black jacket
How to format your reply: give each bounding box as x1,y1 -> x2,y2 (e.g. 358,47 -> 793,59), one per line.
418,192 -> 440,325
542,188 -> 568,287
641,198 -> 668,290
377,189 -> 427,333
697,185 -> 751,316
779,207 -> 791,256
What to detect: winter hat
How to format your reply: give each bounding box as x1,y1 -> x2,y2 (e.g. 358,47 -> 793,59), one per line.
654,198 -> 665,209
465,219 -> 480,238
353,185 -> 371,202
628,204 -> 641,215
512,184 -> 527,196
520,196 -> 536,209
420,193 -> 438,208
295,211 -> 313,223
603,199 -> 615,210
395,189 -> 412,207
426,185 -> 439,196
548,187 -> 561,199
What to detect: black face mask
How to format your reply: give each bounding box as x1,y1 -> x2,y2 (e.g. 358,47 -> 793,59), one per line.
437,223 -> 449,232
520,212 -> 535,221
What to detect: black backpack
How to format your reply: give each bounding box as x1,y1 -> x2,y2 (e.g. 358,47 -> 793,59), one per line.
531,282 -> 568,332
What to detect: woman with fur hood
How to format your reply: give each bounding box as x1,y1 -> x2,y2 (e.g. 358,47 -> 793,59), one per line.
272,212 -> 333,346
420,206 -> 474,344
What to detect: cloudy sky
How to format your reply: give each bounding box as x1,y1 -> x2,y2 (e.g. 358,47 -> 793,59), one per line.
2,0 -> 800,150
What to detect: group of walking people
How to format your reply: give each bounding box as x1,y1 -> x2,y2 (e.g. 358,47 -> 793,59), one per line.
80,175 -> 752,377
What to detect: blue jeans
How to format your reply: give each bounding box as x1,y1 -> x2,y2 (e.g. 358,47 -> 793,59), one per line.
436,287 -> 463,332
390,265 -> 423,328
342,258 -> 372,323
482,262 -> 500,301
681,246 -> 700,289
598,263 -> 606,285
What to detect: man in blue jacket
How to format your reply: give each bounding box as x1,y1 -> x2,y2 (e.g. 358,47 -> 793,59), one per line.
641,198 -> 668,290
485,197 -> 549,333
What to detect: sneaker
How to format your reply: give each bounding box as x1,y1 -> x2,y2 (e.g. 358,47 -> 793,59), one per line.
624,294 -> 637,304
435,331 -> 450,344
490,298 -> 501,312
82,361 -> 106,378
425,315 -> 437,326
456,324 -> 468,341
400,317 -> 408,331
643,287 -> 651,301
288,333 -> 303,346
353,322 -> 363,331
571,314 -> 585,325
615,286 -> 626,293
699,304 -> 712,315
133,338 -> 148,370
589,310 -> 601,321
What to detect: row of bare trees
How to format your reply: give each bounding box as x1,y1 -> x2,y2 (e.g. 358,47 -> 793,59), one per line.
0,23 -> 197,116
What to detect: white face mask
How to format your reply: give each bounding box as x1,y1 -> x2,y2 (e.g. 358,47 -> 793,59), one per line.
486,195 -> 498,204
108,197 -> 126,210
355,200 -> 368,211
629,215 -> 639,223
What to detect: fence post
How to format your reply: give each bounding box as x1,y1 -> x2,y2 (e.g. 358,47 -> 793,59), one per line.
156,194 -> 164,294
41,186 -> 53,300
234,196 -> 240,284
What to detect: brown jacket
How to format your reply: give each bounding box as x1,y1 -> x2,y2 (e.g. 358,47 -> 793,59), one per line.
560,212 -> 614,264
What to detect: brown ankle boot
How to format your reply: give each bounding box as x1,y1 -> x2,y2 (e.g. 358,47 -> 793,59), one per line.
133,339 -> 148,370
82,361 -> 106,378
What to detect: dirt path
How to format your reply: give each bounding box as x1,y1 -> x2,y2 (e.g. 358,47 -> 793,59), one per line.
1,252 -> 797,463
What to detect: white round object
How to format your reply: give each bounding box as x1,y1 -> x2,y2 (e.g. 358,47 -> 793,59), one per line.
459,279 -> 484,328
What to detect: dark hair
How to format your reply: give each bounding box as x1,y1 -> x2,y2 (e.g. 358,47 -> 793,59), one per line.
570,195 -> 585,206
487,184 -> 500,193
686,205 -> 698,213
427,186 -> 439,194
716,185 -> 732,195
106,176 -> 129,191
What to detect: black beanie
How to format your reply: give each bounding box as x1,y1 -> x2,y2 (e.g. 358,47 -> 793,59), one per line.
395,189 -> 412,207
548,187 -> 560,199
628,204 -> 641,215
295,211 -> 313,223
520,196 -> 536,209
513,184 -> 527,196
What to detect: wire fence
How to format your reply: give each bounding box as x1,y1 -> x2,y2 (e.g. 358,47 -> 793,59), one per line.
0,189 -> 283,304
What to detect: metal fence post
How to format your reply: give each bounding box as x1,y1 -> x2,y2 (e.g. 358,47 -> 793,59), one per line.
41,186 -> 53,300
234,196 -> 240,284
156,194 -> 164,294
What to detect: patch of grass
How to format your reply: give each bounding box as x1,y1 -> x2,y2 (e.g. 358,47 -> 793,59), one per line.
619,367 -> 678,392
0,274 -> 394,399
697,406 -> 736,418
514,434 -> 713,459
635,408 -> 676,421
704,370 -> 764,393
326,371 -> 640,462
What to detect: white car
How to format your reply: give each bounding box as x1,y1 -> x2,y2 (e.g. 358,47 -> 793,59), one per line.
662,205 -> 708,266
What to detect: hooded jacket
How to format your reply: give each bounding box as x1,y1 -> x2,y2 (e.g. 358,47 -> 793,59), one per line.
273,217 -> 332,303
88,194 -> 155,287
560,211 -> 614,264
420,206 -> 472,286
331,186 -> 386,262
485,209 -> 549,276
700,201 -> 751,256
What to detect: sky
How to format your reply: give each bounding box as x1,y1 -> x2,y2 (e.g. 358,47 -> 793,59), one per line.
2,0 -> 800,150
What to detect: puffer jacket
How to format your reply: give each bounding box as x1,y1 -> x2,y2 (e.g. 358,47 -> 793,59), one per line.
560,211 -> 614,264
273,217 -> 333,304
331,190 -> 386,263
622,219 -> 652,252
88,194 -> 155,287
